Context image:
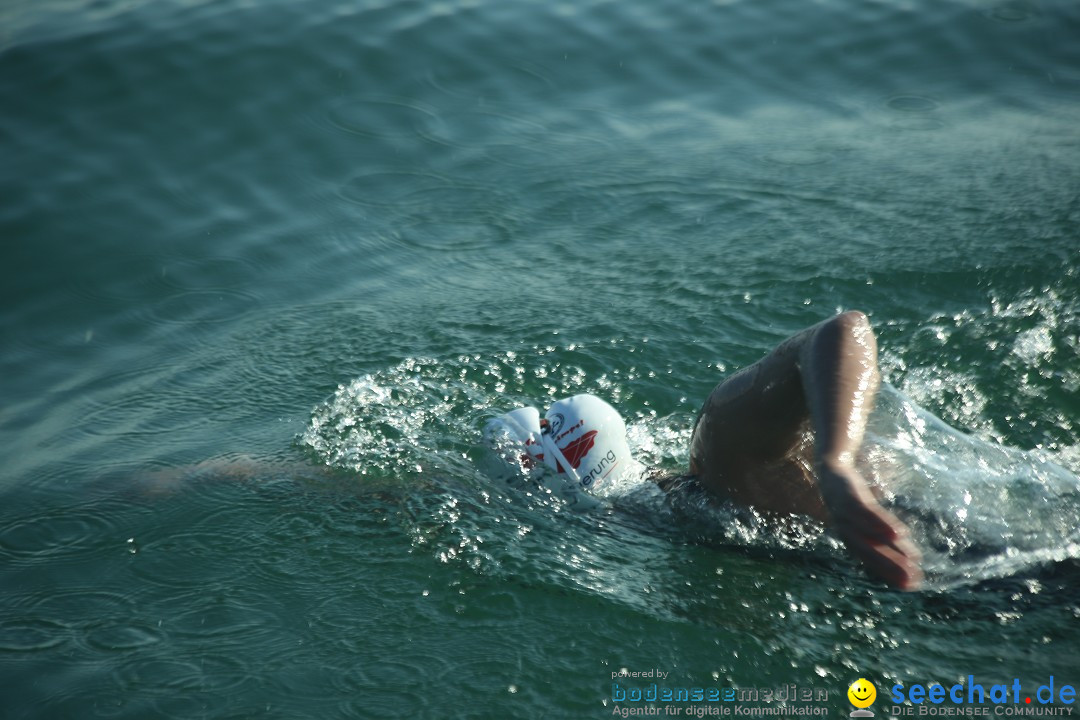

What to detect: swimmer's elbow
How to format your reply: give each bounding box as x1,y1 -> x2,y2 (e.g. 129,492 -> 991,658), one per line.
830,309 -> 871,333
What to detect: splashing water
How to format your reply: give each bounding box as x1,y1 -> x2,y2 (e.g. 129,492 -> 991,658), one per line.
300,345 -> 1080,594
864,384 -> 1080,587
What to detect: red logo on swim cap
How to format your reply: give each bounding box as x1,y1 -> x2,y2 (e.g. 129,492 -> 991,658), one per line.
555,430 -> 598,472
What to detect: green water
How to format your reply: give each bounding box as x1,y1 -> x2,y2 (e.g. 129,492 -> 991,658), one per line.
2,0 -> 1079,717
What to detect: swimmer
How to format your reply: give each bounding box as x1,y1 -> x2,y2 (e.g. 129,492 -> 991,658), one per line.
155,311 -> 921,589
489,311 -> 923,590
683,310 -> 921,590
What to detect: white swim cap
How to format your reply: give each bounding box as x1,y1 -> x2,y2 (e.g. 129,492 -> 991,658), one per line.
483,406 -> 545,471
541,394 -> 633,491
484,393 -> 633,498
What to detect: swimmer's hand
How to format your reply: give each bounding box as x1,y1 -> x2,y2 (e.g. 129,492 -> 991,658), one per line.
817,460 -> 923,591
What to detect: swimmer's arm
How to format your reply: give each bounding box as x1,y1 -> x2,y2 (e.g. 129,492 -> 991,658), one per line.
797,312 -> 922,590
139,455 -> 331,496
693,311 -> 922,589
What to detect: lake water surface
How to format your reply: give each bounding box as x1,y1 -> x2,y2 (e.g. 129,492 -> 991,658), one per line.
2,0 -> 1079,717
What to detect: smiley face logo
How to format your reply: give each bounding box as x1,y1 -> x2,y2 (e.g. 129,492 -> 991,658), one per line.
848,679 -> 877,708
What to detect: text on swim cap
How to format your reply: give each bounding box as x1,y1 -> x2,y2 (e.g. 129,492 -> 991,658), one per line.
581,449 -> 618,488
554,418 -> 584,443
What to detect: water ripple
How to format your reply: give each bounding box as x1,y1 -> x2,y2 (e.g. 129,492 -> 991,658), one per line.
384,214 -> 510,253
83,621 -> 165,651
142,289 -> 260,326
0,619 -> 70,652
157,255 -> 264,293
163,595 -> 279,643
425,109 -> 548,147
0,506 -> 117,564
111,653 -> 252,694
759,148 -> 835,167
984,0 -> 1040,23
325,95 -> 444,140
885,94 -> 942,113
129,507 -> 260,590
67,252 -> 177,304
75,378 -> 221,442
338,169 -> 460,207
28,588 -> 138,623
425,62 -> 555,103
